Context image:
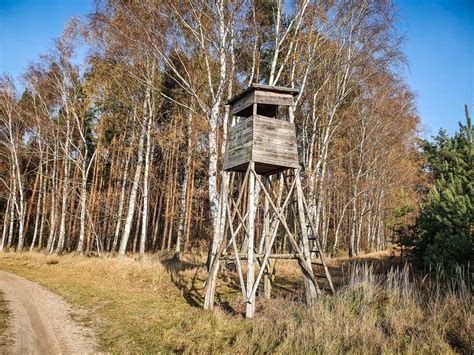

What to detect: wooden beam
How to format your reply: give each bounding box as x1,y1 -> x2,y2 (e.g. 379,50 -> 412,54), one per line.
220,253 -> 299,260
263,177 -> 272,299
246,162 -> 256,318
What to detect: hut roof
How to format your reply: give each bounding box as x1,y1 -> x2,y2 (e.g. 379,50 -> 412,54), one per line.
226,83 -> 299,106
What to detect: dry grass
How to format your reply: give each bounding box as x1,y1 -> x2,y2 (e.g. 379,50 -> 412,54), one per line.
0,252 -> 471,354
0,290 -> 12,349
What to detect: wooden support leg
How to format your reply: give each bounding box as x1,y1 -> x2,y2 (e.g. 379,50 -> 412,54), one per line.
246,162 -> 256,318
263,177 -> 272,299
295,172 -> 320,305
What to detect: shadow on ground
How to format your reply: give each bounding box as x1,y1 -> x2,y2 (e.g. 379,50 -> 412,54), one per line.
159,249 -> 417,313
160,256 -> 248,314
160,257 -> 205,308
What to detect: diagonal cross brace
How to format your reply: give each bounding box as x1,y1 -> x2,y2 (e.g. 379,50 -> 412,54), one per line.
246,169 -> 299,302
250,167 -> 320,298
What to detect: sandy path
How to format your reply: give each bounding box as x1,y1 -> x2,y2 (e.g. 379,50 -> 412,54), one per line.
0,270 -> 96,354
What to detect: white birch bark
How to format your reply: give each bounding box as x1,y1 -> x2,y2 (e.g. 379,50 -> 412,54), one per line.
46,142 -> 59,253
6,177 -> 15,250
30,163 -> 43,251
208,103 -> 220,260
1,194 -> 11,252
139,83 -> 153,260
76,166 -> 88,254
112,150 -> 131,252
1,88 -> 26,252
13,155 -> 25,252
118,110 -> 145,258
56,119 -> 71,254
37,157 -> 49,251
208,0 -> 228,268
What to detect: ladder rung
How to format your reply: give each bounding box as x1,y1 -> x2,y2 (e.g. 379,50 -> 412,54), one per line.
311,261 -> 323,266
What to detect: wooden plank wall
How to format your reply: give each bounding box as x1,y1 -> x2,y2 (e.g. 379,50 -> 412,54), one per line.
223,118 -> 253,171
252,115 -> 299,169
223,115 -> 299,172
255,91 -> 293,107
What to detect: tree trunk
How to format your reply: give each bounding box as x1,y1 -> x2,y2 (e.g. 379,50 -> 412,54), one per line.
207,103 -> 220,269
175,110 -> 193,258
0,195 -> 11,252
112,149 -> 131,252
118,113 -> 145,258
139,107 -> 152,260
30,164 -> 44,251
46,143 -> 58,253
57,124 -> 71,254
76,168 -> 88,254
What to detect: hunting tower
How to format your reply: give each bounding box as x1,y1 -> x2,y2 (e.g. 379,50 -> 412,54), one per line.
204,84 -> 333,318
223,84 -> 299,175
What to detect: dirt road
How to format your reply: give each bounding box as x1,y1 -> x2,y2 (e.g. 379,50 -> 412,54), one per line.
0,270 -> 96,354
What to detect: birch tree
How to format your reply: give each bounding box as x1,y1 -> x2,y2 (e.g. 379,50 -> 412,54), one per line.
0,77 -> 26,252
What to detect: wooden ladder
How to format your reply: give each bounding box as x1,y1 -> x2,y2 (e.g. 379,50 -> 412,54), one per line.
307,233 -> 335,293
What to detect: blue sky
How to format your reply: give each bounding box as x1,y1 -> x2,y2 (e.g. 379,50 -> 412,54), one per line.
397,0 -> 473,137
0,0 -> 93,79
0,0 -> 473,138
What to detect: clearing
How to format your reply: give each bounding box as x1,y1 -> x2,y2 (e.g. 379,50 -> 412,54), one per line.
0,251 -> 470,353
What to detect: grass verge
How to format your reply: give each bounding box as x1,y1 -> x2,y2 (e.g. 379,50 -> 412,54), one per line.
0,289 -> 11,350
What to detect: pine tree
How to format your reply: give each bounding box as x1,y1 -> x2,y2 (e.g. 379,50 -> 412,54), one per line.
416,105 -> 474,275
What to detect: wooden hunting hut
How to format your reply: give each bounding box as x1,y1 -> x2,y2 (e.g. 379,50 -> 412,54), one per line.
223,84 -> 300,175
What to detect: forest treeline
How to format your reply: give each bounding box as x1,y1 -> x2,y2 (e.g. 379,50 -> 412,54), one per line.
1,0 -> 422,258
